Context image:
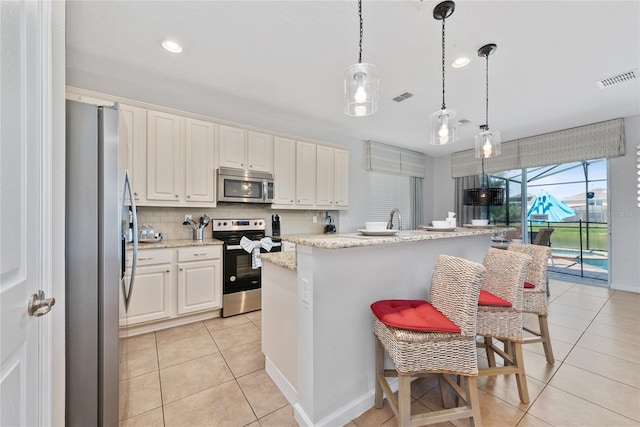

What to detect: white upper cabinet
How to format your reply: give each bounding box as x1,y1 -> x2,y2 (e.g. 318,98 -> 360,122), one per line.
316,146 -> 349,208
273,137 -> 296,205
218,126 -> 274,173
118,104 -> 147,202
141,110 -> 217,207
185,118 -> 216,204
334,148 -> 350,207
218,125 -> 246,169
146,110 -> 182,202
296,141 -> 316,206
316,145 -> 335,207
247,131 -> 274,172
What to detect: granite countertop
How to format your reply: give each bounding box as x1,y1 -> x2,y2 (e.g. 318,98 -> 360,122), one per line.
132,238 -> 224,250
285,227 -> 507,250
260,252 -> 297,271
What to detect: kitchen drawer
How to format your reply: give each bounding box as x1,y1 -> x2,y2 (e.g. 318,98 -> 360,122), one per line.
128,249 -> 172,267
178,246 -> 221,262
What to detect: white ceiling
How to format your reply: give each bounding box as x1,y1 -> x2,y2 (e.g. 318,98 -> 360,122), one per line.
65,1 -> 640,156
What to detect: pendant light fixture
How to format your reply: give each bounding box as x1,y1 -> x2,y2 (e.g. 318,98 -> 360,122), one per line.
430,1 -> 458,145
344,0 -> 379,117
475,43 -> 501,158
463,157 -> 504,206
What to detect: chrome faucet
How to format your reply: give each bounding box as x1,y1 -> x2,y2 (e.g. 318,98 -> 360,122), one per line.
387,209 -> 402,231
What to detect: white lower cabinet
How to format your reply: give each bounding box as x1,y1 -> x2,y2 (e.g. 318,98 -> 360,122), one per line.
121,246 -> 222,329
121,249 -> 172,326
177,247 -> 222,315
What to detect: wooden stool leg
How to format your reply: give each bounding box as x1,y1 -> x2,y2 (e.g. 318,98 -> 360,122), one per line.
375,337 -> 384,408
464,376 -> 483,427
538,315 -> 555,364
512,342 -> 530,404
398,374 -> 411,427
484,336 -> 496,367
438,374 -> 452,408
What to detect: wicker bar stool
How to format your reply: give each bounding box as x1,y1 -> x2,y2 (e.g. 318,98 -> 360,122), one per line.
508,242 -> 554,364
476,248 -> 532,404
371,254 -> 486,427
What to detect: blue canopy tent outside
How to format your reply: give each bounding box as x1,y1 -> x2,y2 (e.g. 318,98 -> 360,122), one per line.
527,190 -> 577,222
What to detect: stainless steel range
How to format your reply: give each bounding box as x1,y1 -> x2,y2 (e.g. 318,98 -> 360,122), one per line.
213,218 -> 281,317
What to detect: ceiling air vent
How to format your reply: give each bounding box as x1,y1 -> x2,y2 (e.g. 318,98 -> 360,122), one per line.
392,92 -> 414,102
596,68 -> 638,89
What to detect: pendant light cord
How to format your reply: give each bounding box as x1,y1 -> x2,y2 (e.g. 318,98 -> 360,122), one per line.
358,0 -> 363,64
485,53 -> 489,129
441,17 -> 446,110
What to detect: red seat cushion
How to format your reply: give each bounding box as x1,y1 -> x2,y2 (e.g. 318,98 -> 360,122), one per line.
524,281 -> 536,289
478,290 -> 512,307
370,299 -> 461,333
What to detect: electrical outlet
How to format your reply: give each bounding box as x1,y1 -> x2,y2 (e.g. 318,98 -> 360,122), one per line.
185,214 -> 192,221
301,279 -> 311,304
312,215 -> 317,223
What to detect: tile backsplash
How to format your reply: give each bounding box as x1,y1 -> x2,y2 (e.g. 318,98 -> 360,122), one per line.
137,204 -> 337,240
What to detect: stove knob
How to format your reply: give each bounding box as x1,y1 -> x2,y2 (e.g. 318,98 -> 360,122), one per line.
223,221 -> 227,226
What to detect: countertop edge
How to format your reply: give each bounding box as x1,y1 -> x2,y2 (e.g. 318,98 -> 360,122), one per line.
261,252 -> 297,271
284,228 -> 507,249
131,238 -> 224,249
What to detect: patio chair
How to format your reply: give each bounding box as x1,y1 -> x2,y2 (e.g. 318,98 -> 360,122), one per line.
532,227 -> 555,267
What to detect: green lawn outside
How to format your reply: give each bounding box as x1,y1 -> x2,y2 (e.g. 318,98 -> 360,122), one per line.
499,222 -> 609,251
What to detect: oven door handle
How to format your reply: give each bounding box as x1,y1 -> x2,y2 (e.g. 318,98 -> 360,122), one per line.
226,245 -> 244,251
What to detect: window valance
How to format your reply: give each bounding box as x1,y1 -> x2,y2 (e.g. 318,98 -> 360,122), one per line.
451,118 -> 625,178
367,140 -> 426,178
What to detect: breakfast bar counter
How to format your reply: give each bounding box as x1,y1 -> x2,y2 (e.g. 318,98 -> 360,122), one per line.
260,228 -> 499,426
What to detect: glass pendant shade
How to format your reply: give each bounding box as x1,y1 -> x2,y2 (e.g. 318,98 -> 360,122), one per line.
344,63 -> 379,117
475,128 -> 501,158
429,108 -> 458,145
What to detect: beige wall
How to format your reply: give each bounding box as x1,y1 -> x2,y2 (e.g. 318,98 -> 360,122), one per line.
609,115 -> 640,292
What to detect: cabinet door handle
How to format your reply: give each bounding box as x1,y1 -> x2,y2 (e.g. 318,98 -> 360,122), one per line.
175,194 -> 179,198
179,268 -> 183,271
194,253 -> 207,256
187,195 -> 191,199
134,192 -> 138,196
138,257 -> 153,261
166,270 -> 170,273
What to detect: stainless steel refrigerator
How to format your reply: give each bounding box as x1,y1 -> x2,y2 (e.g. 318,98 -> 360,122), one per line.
65,100 -> 138,426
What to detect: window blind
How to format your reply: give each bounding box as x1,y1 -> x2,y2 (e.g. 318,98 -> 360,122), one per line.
368,172 -> 411,230
367,140 -> 426,178
451,118 -> 625,178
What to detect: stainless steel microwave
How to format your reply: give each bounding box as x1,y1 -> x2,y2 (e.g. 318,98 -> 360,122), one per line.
217,167 -> 274,204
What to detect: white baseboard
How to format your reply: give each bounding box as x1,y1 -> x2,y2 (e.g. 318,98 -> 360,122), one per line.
265,357 -> 298,406
610,282 -> 640,293
118,309 -> 220,337
292,378 -> 399,426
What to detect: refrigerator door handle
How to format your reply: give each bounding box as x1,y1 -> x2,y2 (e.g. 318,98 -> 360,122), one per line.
121,170 -> 138,311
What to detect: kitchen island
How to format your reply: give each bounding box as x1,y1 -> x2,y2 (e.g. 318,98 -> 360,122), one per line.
260,228 -> 499,426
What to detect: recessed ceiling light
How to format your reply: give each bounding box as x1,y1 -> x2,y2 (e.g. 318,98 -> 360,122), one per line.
162,40 -> 183,53
451,57 -> 470,68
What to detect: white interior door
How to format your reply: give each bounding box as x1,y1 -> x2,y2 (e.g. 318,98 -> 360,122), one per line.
0,1 -> 53,426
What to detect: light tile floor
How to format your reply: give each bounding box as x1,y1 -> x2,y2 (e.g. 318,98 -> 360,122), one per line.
119,279 -> 640,426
